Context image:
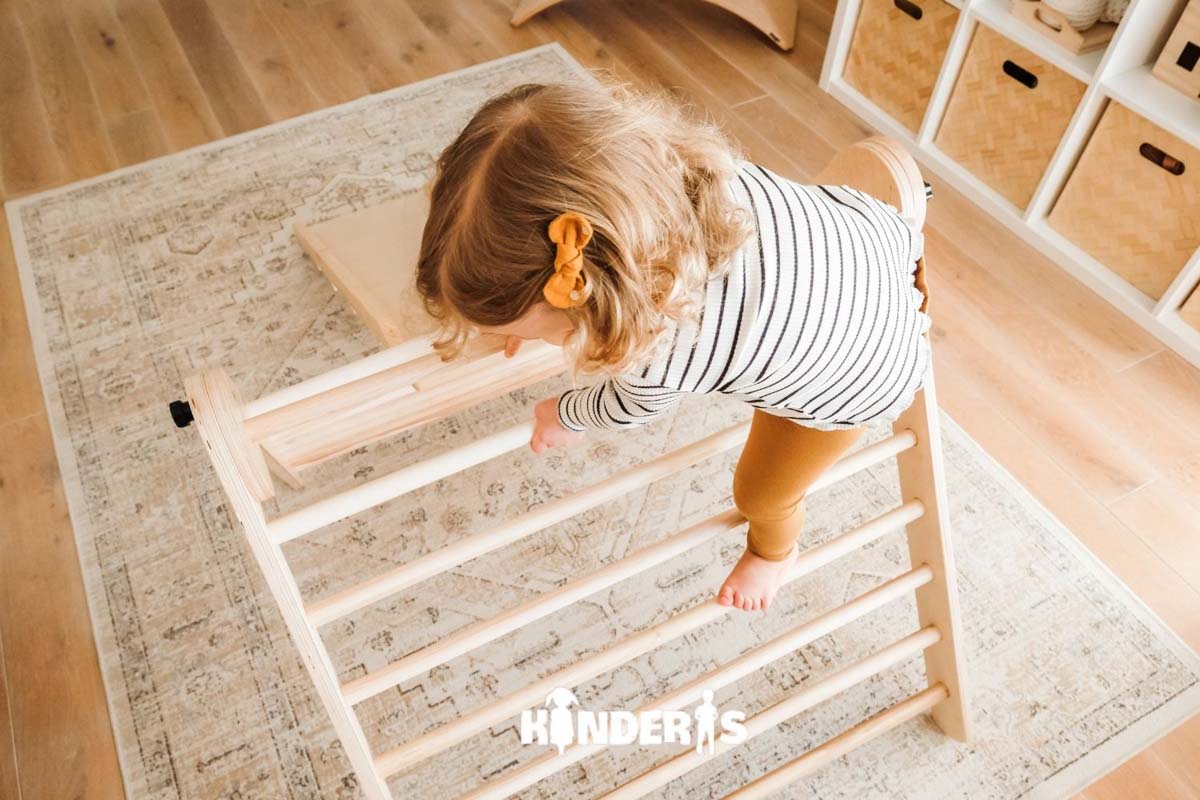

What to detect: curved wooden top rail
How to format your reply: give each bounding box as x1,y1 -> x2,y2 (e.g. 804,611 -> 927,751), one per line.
815,135 -> 927,230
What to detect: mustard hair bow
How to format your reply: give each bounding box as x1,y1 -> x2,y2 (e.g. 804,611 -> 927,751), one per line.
543,212 -> 593,309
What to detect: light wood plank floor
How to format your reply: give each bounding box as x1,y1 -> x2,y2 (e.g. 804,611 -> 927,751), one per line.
0,1 -> 1196,798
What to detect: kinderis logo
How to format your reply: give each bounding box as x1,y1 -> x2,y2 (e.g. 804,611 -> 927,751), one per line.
520,687 -> 748,755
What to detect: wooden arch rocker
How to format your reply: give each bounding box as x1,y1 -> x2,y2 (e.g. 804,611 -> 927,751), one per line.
510,0 -> 800,51
173,136 -> 970,799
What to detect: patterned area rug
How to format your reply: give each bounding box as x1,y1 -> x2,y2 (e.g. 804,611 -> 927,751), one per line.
7,44 -> 1200,800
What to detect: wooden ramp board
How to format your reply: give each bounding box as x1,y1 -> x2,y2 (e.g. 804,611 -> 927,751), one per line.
295,191 -> 435,346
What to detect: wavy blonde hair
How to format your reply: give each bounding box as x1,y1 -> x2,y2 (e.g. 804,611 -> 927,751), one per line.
416,78 -> 754,373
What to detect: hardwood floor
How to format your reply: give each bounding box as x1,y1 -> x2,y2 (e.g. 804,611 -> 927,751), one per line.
0,1 -> 1196,797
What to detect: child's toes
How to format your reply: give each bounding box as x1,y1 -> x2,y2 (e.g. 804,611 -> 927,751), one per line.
717,585 -> 734,606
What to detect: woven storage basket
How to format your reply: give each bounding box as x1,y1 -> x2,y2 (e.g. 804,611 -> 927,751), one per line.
844,0 -> 959,133
935,23 -> 1086,209
1151,0 -> 1200,98
1048,101 -> 1200,300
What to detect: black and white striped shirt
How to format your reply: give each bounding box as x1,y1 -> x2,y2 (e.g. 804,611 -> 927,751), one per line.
557,161 -> 931,433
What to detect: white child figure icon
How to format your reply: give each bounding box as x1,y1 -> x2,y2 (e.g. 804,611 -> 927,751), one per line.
545,687 -> 578,754
694,689 -> 719,755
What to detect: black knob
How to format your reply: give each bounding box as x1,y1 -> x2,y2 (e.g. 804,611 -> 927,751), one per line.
169,399 -> 194,428
924,181 -> 933,200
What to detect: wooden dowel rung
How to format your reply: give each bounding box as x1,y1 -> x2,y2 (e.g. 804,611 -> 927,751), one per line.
599,626 -> 942,800
793,498 -> 923,577
244,335 -> 512,445
244,336 -> 439,419
722,683 -> 949,800
809,429 -> 917,493
306,422 -> 753,627
257,342 -> 563,474
268,423 -> 533,544
343,509 -> 747,706
379,515 -> 926,782
245,352 -> 445,443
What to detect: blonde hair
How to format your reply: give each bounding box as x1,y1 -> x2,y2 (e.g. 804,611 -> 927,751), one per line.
415,78 -> 754,373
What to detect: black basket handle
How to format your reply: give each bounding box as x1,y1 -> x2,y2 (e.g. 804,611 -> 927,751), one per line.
1003,60 -> 1039,89
893,0 -> 923,20
1139,143 -> 1185,176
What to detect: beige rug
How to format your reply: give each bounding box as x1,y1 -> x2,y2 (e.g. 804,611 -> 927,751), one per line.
7,44 -> 1200,800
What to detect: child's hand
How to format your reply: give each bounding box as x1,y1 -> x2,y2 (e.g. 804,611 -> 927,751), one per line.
504,336 -> 522,358
531,396 -> 582,453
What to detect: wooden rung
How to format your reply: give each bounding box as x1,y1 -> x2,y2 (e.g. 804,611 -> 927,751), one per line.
246,352 -> 446,443
344,509 -> 747,706
599,626 -> 942,800
244,334 -> 507,441
252,340 -> 563,474
306,422 -> 754,627
273,412 -> 912,549
792,499 -> 923,575
376,516 -> 927,780
243,335 -> 440,418
722,683 -> 949,800
809,429 -> 916,493
268,423 -> 534,544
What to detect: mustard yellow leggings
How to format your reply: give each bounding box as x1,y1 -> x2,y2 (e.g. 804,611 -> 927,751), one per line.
733,257 -> 931,561
733,416 -> 865,560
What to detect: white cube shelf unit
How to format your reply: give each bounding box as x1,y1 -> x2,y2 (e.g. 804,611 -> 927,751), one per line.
821,0 -> 1200,368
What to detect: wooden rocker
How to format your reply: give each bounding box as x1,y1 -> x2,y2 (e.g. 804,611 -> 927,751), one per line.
510,0 -> 800,51
171,136 -> 970,799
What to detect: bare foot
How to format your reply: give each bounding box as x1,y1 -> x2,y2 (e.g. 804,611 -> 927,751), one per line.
715,545 -> 798,612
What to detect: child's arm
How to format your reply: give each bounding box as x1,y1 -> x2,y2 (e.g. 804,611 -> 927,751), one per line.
530,376 -> 684,452
557,376 -> 685,431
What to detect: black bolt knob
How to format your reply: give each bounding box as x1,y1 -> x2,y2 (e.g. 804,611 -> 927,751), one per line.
169,399 -> 194,429
924,181 -> 933,200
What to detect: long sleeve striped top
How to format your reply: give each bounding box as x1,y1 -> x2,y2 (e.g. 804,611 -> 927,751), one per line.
556,160 -> 932,433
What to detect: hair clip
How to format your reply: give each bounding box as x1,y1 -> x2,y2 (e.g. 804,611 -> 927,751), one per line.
543,212 -> 592,309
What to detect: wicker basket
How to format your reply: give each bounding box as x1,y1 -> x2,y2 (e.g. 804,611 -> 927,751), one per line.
935,23 -> 1086,209
844,0 -> 960,133
1151,0 -> 1200,98
1048,101 -> 1200,300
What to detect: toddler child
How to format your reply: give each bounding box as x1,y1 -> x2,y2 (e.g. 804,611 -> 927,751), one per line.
416,81 -> 930,613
